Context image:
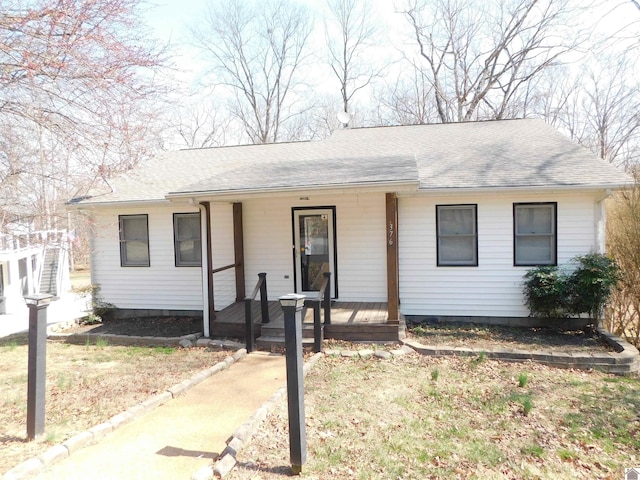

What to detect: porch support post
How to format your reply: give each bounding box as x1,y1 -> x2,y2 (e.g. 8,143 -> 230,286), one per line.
233,202 -> 246,301
385,193 -> 400,323
200,202 -> 216,336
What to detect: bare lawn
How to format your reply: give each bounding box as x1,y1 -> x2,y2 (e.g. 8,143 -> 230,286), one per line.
0,322 -> 636,478
0,337 -> 228,474
231,352 -> 640,479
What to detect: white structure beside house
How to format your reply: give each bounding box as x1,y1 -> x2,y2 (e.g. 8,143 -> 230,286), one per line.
72,119 -> 631,338
0,229 -> 71,315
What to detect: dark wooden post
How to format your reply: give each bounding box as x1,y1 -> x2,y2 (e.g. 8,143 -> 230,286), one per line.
259,272 -> 270,324
25,294 -> 53,440
245,298 -> 254,353
322,272 -> 331,325
385,193 -> 400,323
312,301 -> 322,353
233,203 -> 246,301
280,294 -> 307,474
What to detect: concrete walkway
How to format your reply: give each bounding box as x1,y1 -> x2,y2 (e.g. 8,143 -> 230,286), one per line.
27,352 -> 286,480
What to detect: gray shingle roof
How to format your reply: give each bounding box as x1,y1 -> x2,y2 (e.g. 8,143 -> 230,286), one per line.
77,118 -> 631,205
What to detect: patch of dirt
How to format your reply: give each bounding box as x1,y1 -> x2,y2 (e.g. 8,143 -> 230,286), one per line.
64,316 -> 203,338
407,324 -> 617,353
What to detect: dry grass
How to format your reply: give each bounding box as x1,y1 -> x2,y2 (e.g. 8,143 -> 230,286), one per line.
0,337 -> 228,474
231,351 -> 640,480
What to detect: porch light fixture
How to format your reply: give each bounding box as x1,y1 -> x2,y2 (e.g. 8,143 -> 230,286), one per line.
299,196 -> 309,201
278,293 -> 306,309
24,294 -> 53,307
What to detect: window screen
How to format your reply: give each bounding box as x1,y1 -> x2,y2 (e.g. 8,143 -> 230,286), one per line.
174,213 -> 201,266
119,215 -> 150,267
436,205 -> 478,266
514,203 -> 557,266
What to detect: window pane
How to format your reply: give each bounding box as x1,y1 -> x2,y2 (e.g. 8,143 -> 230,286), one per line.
177,215 -> 200,240
179,240 -> 201,263
123,217 -> 148,240
515,236 -> 554,264
439,207 -> 474,235
516,206 -> 552,234
124,240 -> 149,264
437,205 -> 477,266
120,215 -> 149,266
439,236 -> 475,263
175,213 -> 201,266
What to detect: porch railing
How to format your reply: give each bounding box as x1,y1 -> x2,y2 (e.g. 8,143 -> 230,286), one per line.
0,229 -> 67,254
244,272 -> 269,352
306,271 -> 332,353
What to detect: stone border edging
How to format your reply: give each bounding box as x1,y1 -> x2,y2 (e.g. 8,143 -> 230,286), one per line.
2,348 -> 249,480
402,328 -> 639,375
193,352 -> 324,480
47,330 -> 205,348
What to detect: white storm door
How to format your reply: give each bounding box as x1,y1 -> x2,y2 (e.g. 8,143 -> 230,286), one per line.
293,208 -> 335,297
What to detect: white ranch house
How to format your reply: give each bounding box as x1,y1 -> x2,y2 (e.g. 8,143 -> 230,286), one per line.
72,119 -> 631,340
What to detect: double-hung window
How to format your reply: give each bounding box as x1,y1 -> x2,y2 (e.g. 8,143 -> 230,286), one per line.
513,203 -> 557,266
436,204 -> 478,266
174,213 -> 201,266
119,215 -> 150,267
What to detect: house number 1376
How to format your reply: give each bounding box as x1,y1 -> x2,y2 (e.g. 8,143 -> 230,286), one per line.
388,222 -> 394,246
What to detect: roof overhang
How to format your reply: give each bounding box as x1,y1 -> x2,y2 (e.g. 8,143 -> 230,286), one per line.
164,179 -> 421,203
406,182 -> 631,197
66,199 -> 172,210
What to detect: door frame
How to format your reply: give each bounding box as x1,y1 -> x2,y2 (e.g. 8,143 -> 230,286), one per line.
291,206 -> 338,298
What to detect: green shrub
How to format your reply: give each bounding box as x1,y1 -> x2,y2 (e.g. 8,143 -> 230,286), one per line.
566,253 -> 621,323
522,266 -> 567,318
522,253 -> 620,323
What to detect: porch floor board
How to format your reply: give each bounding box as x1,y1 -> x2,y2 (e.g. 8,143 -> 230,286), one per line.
210,300 -> 401,342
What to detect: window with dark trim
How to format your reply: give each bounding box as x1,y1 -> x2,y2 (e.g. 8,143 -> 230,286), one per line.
436,204 -> 478,266
513,202 -> 557,266
119,215 -> 150,267
174,213 -> 201,266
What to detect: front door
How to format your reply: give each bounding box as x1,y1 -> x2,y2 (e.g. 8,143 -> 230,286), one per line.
293,208 -> 336,297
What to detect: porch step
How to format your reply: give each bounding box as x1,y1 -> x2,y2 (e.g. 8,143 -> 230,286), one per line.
256,335 -> 317,351
256,321 -> 319,350
259,323 -> 316,337
324,320 -> 406,342
39,247 -> 60,296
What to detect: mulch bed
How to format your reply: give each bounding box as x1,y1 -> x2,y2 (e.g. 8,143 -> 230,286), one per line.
72,316 -> 203,338
407,324 -> 617,352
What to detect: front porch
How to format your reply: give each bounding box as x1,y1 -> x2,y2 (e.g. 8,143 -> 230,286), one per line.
210,301 -> 405,343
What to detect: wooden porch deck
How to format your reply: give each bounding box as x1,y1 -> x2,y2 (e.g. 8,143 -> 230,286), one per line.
210,301 -> 403,342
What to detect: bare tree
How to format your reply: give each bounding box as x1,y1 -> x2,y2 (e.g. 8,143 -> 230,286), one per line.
0,0 -> 167,229
192,0 -> 312,144
324,0 -> 384,118
377,65 -> 440,125
401,0 -> 589,123
173,98 -> 231,149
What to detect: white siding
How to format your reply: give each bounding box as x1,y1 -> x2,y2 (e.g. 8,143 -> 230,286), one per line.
92,205 -> 204,310
91,189 -> 602,317
242,192 -> 387,301
398,191 -> 600,317
210,204 -> 236,310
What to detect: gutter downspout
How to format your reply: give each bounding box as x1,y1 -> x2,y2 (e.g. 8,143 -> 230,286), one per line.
595,189 -> 612,255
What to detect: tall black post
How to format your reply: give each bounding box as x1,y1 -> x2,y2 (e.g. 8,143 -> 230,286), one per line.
279,294 -> 307,475
25,294 -> 53,440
